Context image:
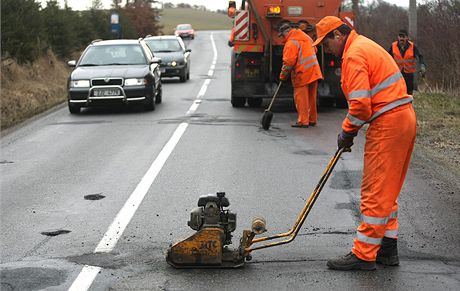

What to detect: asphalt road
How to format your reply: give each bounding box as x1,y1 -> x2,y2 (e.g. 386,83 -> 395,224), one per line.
1,30 -> 459,291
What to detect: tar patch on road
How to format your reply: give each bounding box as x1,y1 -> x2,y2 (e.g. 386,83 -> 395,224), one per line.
40,229 -> 71,237
67,252 -> 127,269
293,149 -> 328,156
51,120 -> 112,125
0,160 -> 14,164
0,267 -> 67,291
330,170 -> 361,189
84,193 -> 106,200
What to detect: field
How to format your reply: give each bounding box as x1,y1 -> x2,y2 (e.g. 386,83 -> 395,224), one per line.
159,8 -> 233,35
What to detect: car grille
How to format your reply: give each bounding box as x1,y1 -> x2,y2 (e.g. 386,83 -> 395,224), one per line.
91,78 -> 123,86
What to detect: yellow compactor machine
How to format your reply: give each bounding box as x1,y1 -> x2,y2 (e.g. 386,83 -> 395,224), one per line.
166,149 -> 344,268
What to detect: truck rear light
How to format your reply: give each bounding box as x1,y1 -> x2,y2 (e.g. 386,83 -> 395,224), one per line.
267,6 -> 281,17
329,60 -> 335,67
236,62 -> 241,68
245,59 -> 260,66
236,73 -> 243,80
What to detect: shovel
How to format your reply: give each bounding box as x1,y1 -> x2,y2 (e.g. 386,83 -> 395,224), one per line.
261,82 -> 282,130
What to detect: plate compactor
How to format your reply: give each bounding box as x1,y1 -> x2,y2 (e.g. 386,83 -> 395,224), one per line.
166,148 -> 344,268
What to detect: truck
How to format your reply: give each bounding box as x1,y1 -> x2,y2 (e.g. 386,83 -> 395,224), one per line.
227,0 -> 354,108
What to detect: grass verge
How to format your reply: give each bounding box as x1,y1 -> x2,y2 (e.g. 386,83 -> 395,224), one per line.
159,8 -> 232,35
1,51 -> 69,130
412,91 -> 460,176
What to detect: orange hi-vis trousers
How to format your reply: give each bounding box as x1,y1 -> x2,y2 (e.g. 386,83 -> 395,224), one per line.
294,81 -> 318,125
352,104 -> 416,262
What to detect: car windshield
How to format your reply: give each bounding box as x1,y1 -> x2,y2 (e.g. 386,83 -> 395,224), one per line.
79,44 -> 147,66
145,39 -> 182,53
176,24 -> 192,30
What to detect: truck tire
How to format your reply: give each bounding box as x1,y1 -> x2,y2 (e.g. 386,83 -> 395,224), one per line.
231,96 -> 246,107
336,96 -> 348,108
247,97 -> 262,108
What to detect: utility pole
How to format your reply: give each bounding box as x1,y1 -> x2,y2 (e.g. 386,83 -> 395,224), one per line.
352,0 -> 359,30
409,0 -> 417,41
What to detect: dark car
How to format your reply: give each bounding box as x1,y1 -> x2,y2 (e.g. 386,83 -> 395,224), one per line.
144,35 -> 191,82
67,39 -> 162,114
174,24 -> 195,39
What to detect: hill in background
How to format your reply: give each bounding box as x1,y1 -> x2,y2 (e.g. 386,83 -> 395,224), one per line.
159,8 -> 233,35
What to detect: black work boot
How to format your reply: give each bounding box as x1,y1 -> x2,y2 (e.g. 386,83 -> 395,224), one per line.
376,237 -> 399,266
327,252 -> 376,271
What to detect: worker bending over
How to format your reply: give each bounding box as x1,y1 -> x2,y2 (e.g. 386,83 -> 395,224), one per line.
313,16 -> 416,270
278,23 -> 323,128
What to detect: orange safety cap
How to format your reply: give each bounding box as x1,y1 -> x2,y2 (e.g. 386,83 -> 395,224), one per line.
312,16 -> 344,46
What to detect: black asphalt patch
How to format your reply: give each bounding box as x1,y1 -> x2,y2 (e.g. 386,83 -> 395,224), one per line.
67,252 -> 127,269
51,120 -> 112,125
40,229 -> 71,237
0,160 -> 14,164
330,170 -> 362,189
0,267 -> 67,291
84,193 -> 106,200
292,149 -> 328,156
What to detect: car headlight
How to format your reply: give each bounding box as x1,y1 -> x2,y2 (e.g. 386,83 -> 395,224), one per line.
70,80 -> 90,88
171,61 -> 177,67
124,78 -> 146,86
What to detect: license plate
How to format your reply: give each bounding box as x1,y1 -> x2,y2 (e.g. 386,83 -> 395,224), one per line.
245,68 -> 259,78
93,88 -> 120,97
160,67 -> 166,73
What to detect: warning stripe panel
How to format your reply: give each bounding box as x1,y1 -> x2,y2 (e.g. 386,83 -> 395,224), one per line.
234,10 -> 249,41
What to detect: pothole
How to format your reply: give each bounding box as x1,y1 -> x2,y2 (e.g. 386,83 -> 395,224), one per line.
84,193 -> 106,200
0,267 -> 67,291
40,229 -> 71,237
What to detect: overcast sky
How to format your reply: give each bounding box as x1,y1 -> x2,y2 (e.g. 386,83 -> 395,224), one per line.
39,0 -> 412,11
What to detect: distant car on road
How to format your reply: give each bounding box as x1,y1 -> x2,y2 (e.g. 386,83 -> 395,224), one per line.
66,39 -> 162,114
144,35 -> 191,82
175,24 -> 195,39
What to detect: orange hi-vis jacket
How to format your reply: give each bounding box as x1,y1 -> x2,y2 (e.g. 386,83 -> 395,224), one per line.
392,41 -> 417,73
341,30 -> 413,134
280,29 -> 323,88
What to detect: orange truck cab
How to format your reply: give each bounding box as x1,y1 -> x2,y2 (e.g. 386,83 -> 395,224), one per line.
228,0 -> 354,108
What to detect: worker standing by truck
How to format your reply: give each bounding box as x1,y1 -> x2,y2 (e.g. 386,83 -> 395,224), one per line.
278,23 -> 323,128
388,29 -> 426,95
312,16 -> 416,270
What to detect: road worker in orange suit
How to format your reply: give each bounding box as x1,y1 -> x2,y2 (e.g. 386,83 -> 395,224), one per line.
388,29 -> 426,95
312,16 -> 416,270
278,23 -> 323,128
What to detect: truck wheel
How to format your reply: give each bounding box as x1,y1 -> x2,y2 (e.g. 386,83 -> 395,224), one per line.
336,97 -> 348,108
231,96 -> 246,107
68,103 -> 81,114
247,98 -> 262,108
319,98 -> 334,107
180,69 -> 187,82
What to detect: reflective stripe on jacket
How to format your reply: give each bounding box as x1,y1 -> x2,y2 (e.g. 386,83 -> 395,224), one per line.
281,29 -> 322,87
341,30 -> 412,133
392,41 -> 417,73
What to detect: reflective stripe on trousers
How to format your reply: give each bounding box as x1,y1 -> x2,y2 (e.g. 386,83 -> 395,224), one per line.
351,105 -> 416,261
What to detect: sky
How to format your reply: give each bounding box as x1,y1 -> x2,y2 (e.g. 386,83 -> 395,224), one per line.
39,0 -> 411,11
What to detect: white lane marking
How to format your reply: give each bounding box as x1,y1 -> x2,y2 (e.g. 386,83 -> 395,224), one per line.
68,265 -> 101,291
68,33 -> 218,290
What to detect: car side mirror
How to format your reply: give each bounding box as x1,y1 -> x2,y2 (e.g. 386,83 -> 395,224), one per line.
152,57 -> 162,64
67,60 -> 76,67
185,49 -> 192,53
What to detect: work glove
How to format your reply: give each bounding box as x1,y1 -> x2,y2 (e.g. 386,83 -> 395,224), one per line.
228,40 -> 234,47
337,131 -> 356,152
419,64 -> 426,78
279,72 -> 288,81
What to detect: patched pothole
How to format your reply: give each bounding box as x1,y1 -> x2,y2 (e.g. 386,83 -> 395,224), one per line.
84,193 -> 106,200
40,229 -> 71,237
0,267 -> 67,290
